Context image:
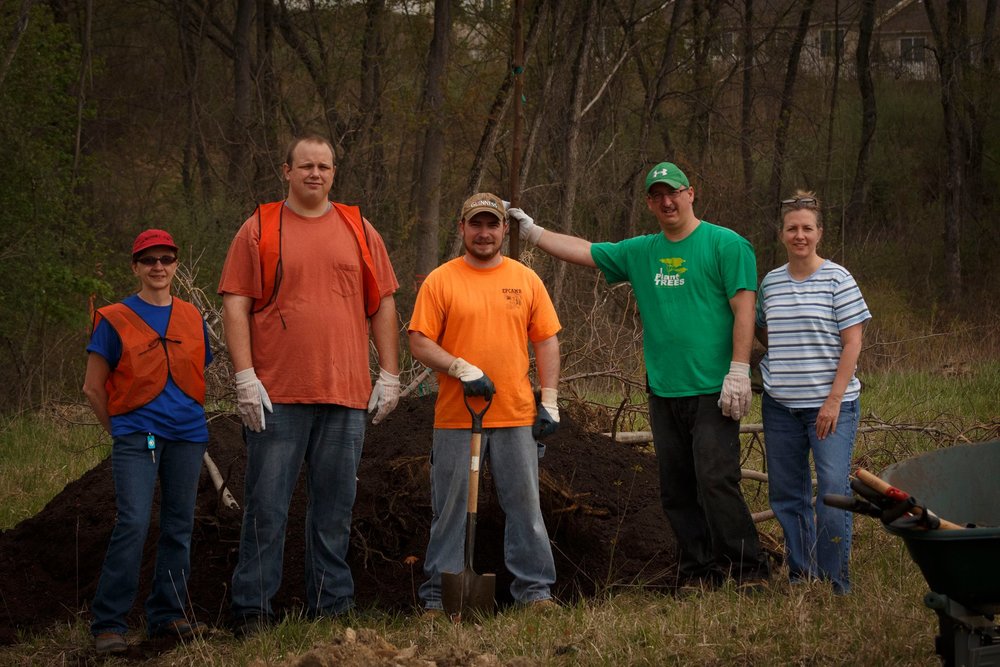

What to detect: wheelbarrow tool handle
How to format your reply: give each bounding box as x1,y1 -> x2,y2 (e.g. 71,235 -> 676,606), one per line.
822,493 -> 883,519
854,468 -> 964,531
850,476 -> 893,507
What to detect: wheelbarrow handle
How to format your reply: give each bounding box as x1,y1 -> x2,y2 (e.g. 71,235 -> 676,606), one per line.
854,468 -> 964,530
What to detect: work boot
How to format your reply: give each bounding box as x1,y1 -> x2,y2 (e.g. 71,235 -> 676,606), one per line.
94,632 -> 127,655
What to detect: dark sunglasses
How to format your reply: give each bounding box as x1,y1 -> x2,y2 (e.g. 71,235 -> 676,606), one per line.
136,255 -> 178,266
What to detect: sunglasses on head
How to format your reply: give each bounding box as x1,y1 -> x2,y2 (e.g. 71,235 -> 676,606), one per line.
780,197 -> 818,207
136,255 -> 178,266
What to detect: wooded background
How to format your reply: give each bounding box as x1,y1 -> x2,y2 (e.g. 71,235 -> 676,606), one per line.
1,0 -> 997,411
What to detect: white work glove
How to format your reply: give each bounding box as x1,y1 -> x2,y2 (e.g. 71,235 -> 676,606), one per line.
506,207 -> 545,245
533,387 -> 560,439
718,361 -> 752,420
234,367 -> 273,432
447,357 -> 495,401
367,367 -> 400,425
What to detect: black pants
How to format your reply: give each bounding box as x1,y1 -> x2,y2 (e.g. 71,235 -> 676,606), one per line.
648,392 -> 769,583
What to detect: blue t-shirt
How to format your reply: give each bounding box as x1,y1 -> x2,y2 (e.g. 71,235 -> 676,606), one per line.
756,260 -> 871,408
591,222 -> 757,397
87,294 -> 213,442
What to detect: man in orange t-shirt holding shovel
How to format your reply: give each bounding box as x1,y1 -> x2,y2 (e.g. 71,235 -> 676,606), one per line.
409,193 -> 561,616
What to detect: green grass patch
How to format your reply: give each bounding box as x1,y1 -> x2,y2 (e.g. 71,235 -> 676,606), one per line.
0,411 -> 107,530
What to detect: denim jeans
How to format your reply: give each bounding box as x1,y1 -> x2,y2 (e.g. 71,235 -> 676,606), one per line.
648,393 -> 769,584
762,392 -> 859,594
420,426 -> 555,609
231,403 -> 365,620
90,433 -> 206,636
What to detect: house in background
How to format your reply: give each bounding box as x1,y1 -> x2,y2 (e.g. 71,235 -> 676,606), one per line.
708,0 -> 993,81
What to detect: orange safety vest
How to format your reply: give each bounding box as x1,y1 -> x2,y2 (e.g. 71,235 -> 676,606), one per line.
252,201 -> 381,317
94,299 -> 207,415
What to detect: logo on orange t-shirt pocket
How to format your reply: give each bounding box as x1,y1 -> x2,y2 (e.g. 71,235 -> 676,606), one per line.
502,287 -> 523,308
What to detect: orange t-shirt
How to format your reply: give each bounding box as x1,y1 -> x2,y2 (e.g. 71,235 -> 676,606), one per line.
409,256 -> 561,428
218,203 -> 399,407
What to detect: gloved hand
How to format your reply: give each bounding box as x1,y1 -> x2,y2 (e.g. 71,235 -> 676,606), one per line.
367,367 -> 400,425
447,357 -> 495,401
234,367 -> 273,432
506,207 -> 545,245
718,361 -> 752,420
533,387 -> 560,439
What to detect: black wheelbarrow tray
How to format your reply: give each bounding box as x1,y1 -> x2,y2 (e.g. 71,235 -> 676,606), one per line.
880,439 -> 1000,665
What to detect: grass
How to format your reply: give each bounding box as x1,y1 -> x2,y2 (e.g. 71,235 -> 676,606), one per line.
0,408 -> 108,530
1,364 -> 997,665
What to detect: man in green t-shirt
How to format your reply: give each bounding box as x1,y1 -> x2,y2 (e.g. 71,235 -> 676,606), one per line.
507,162 -> 769,589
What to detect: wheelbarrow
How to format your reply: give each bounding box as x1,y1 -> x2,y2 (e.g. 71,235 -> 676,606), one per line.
880,439 -> 1000,667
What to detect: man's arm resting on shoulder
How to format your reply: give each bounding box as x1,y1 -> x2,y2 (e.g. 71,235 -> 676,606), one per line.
507,207 -> 596,268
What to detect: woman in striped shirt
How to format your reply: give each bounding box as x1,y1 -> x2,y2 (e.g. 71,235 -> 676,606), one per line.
755,191 -> 871,595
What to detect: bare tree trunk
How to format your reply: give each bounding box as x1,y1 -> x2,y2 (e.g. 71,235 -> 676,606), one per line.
821,0 -> 842,193
227,0 -> 254,193
767,0 -> 814,202
685,0 -> 723,161
620,0 -> 688,240
359,0 -> 388,216
413,0 -> 452,283
0,0 -> 35,92
845,0 -> 877,243
924,0 -> 964,301
464,0 -> 550,196
552,0 -> 599,308
740,0 -> 754,198
253,0 -> 280,202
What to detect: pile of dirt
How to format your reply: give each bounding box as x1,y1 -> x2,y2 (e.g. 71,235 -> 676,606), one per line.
0,394 -> 679,643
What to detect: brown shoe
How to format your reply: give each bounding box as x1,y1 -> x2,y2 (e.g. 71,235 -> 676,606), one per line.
530,598 -> 560,611
94,632 -> 127,655
151,618 -> 208,641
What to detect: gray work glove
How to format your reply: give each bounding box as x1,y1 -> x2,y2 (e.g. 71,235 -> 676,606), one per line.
718,361 -> 752,420
234,367 -> 273,432
506,207 -> 545,245
447,357 -> 496,401
368,367 -> 401,425
533,387 -> 560,439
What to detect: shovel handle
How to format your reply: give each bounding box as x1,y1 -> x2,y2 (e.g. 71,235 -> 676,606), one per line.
463,394 -> 492,434
854,468 -> 964,530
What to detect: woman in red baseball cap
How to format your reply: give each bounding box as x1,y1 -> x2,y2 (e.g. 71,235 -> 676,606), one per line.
82,229 -> 213,654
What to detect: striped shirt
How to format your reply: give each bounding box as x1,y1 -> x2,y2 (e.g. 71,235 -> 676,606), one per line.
756,260 -> 871,408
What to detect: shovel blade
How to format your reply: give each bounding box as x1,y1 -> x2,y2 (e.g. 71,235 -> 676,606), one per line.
441,569 -> 496,620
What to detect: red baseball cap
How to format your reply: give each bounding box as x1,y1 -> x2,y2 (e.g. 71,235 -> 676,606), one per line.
132,229 -> 178,256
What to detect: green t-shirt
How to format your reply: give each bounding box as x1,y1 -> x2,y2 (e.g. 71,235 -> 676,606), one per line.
591,221 -> 757,397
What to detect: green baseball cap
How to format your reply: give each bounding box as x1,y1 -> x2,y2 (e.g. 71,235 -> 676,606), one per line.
644,162 -> 690,191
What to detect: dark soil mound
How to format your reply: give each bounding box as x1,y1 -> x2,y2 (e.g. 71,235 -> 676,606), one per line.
0,395 -> 678,643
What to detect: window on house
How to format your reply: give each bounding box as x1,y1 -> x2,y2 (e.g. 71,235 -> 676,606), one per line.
820,29 -> 845,58
900,37 -> 927,62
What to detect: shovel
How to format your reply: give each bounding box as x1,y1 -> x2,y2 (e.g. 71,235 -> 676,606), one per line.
441,394 -> 497,621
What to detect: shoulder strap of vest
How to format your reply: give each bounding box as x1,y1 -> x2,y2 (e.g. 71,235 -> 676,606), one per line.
253,202 -> 285,314
331,202 -> 382,317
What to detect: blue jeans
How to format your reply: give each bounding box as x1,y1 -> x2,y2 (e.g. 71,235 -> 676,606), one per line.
420,426 -> 555,609
90,434 -> 206,636
762,392 -> 859,594
648,393 -> 769,584
231,403 -> 365,620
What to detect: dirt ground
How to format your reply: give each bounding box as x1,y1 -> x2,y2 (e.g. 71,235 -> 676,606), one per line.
0,394 -> 681,644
